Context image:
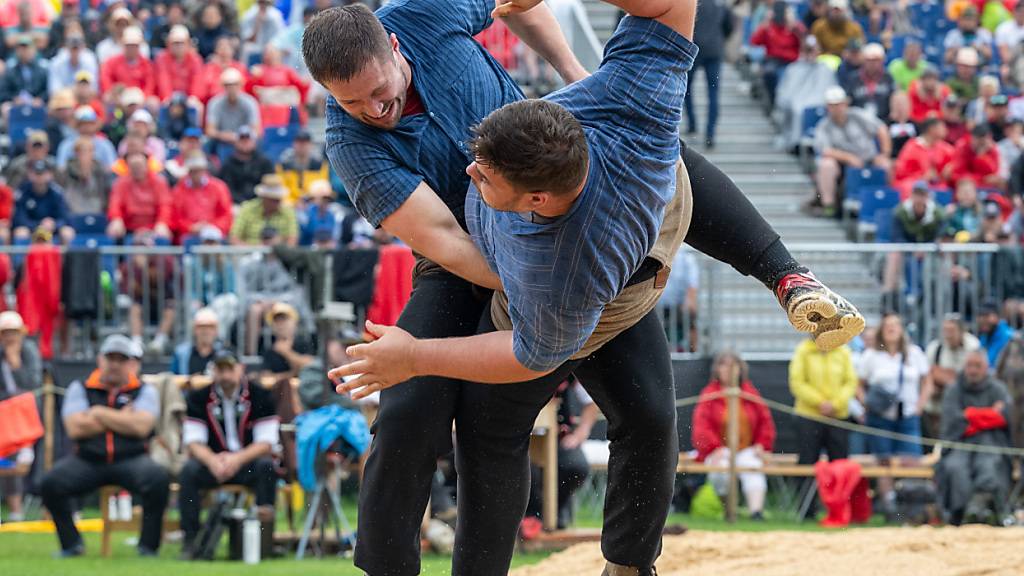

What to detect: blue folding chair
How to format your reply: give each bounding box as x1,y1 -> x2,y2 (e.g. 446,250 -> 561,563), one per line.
844,166 -> 888,204
874,207 -> 895,242
261,125 -> 299,163
798,106 -> 827,167
857,186 -> 900,240
158,105 -> 199,129
69,213 -> 108,235
7,105 -> 47,153
932,188 -> 953,206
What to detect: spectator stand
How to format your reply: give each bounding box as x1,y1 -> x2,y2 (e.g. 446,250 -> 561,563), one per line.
5,104 -> 46,157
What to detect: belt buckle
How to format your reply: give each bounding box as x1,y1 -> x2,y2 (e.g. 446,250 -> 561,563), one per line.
654,267 -> 670,290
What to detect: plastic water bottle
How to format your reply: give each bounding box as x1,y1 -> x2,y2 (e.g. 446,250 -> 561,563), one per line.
117,491 -> 132,520
108,494 -> 120,521
242,510 -> 261,565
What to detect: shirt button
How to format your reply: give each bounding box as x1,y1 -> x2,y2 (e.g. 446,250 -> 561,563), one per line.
429,112 -> 435,118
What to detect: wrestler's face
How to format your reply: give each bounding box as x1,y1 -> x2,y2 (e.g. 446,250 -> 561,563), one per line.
327,35 -> 408,131
467,160 -> 537,212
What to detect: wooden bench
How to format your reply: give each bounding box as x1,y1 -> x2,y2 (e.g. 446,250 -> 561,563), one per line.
674,453 -> 936,479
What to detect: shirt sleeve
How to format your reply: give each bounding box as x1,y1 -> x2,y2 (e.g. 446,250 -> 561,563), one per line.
61,382 -> 89,420
381,0 -> 494,37
509,297 -> 602,373
132,384 -> 161,417
182,418 -> 208,446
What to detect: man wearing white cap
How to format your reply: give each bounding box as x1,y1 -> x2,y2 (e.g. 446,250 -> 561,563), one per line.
813,86 -> 891,216
948,47 -> 982,101
155,25 -> 204,102
119,109 -> 167,164
55,105 -> 118,169
172,308 -> 224,376
231,174 -> 299,245
810,0 -> 864,56
205,67 -> 261,154
99,26 -> 155,103
842,43 -> 895,120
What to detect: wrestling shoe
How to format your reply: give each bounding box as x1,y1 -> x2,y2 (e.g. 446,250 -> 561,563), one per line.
602,562 -> 658,576
775,271 -> 865,351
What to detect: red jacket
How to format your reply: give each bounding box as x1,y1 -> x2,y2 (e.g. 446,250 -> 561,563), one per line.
16,244 -> 61,359
366,244 -> 415,328
750,22 -> 804,63
169,175 -> 233,239
108,172 -> 172,232
692,380 -> 776,461
0,183 -> 12,222
908,80 -> 951,123
950,136 -> 1000,188
100,54 -> 156,97
154,49 -> 205,101
893,137 -> 955,197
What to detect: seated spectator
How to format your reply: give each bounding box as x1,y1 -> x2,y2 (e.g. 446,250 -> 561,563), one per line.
775,36 -> 834,150
945,179 -> 985,240
887,91 -> 917,157
104,86 -> 145,149
999,119 -> 1024,183
71,70 -> 103,121
99,26 -> 155,103
164,127 -> 203,185
95,7 -> 150,64
944,95 -> 969,144
811,0 -> 864,56
111,135 -> 164,178
750,1 -> 804,107
842,42 -> 894,120
299,180 -> 343,246
122,231 -> 178,354
240,0 -> 285,63
56,136 -> 110,215
803,0 -> 827,30
978,300 -> 1017,366
171,308 -> 223,377
197,35 -> 246,104
984,94 -> 1012,145
0,310 -> 42,523
908,66 -> 950,123
40,335 -> 169,558
117,109 -> 166,164
260,302 -> 315,381
246,44 -> 309,109
938,351 -> 1012,525
944,6 -> 993,65
271,6 -> 317,77
893,182 -> 947,242
3,129 -> 54,189
950,124 -> 1002,189
925,314 -> 982,438
169,153 -> 232,242
947,47 -> 981,101
218,125 -> 274,204
107,151 -> 172,241
277,130 -> 327,204
888,38 -> 925,91
193,3 -> 232,60
980,199 -> 1009,242
44,89 -> 77,153
835,38 -> 864,88
56,106 -> 117,170
692,351 -> 776,520
858,313 -> 931,518
154,25 -> 203,102
180,348 -> 279,560
157,92 -> 199,144
47,31 -> 96,96
813,86 -> 891,216
996,1 -> 1024,68
964,75 -> 1000,127
205,68 -> 261,158
894,118 -> 954,196
149,1 -> 189,52
0,34 -> 47,118
13,160 -> 73,243
231,175 -> 298,246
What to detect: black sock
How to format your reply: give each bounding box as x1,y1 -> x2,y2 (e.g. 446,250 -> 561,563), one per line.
751,237 -> 808,290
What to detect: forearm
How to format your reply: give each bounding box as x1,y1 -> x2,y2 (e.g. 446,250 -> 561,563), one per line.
429,228 -> 503,290
234,442 -> 272,466
279,348 -> 315,371
64,413 -> 106,440
504,4 -> 590,83
93,408 -> 154,438
412,330 -> 549,384
188,442 -> 218,468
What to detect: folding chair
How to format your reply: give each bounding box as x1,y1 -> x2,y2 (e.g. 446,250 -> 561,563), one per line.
798,106 -> 826,169
857,186 -> 900,240
295,447 -> 356,560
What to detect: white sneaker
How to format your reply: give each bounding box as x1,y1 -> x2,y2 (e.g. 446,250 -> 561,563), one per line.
148,334 -> 168,354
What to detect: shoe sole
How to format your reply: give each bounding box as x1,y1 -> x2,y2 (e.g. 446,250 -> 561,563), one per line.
788,294 -> 866,352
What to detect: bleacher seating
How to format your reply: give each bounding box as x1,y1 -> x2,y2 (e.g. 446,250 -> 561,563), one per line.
7,105 -> 47,154
857,186 -> 900,239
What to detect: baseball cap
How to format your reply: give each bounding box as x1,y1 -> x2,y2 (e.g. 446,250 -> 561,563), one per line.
237,125 -> 254,140
74,105 -> 98,122
122,26 -> 144,45
979,299 -> 1001,315
16,34 -> 33,47
198,224 -> 223,243
193,308 -> 219,327
983,201 -> 1002,219
824,86 -> 848,105
184,153 -> 209,171
167,24 -> 190,43
990,94 -> 1009,106
220,68 -> 244,85
129,109 -> 154,125
212,348 -> 239,367
67,35 -> 85,47
27,130 -> 49,146
911,181 -> 931,195
0,311 -> 26,333
121,87 -> 145,107
956,47 -> 980,67
862,43 -> 885,60
111,7 -> 133,22
294,130 -> 313,142
100,334 -> 143,360
828,0 -> 847,9
182,126 -> 203,139
74,70 -> 94,84
29,159 -> 51,174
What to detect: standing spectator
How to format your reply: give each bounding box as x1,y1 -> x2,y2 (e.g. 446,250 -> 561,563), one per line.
44,89 -> 77,153
811,0 -> 864,56
40,335 -> 169,558
950,124 -> 1002,189
692,351 -> 776,520
106,151 -> 172,241
205,68 -> 261,158
55,106 -> 117,170
179,348 -> 279,560
894,118 -> 955,197
945,179 -> 985,240
171,308 -> 223,377
246,44 -> 309,109
888,38 -> 925,91
3,130 -> 54,190
193,3 -> 232,60
998,118 -> 1024,181
684,0 -> 732,149
197,35 -> 246,104
0,310 -> 42,523
0,34 -> 47,117
938,351 -> 1012,525
790,337 -> 858,464
99,26 -> 155,101
749,1 -> 804,108
858,313 -> 932,517
842,42 -> 895,121
299,179 -> 343,246
944,6 -> 993,65
996,1 -> 1024,67
924,314 -> 982,438
169,154 -> 233,241
259,302 -> 315,382
154,25 -> 204,102
47,32 -> 96,97
218,125 -> 274,204
240,0 -> 286,64
947,47 -> 982,101
231,175 -> 298,246
277,130 -> 327,203
56,136 -> 110,215
978,300 -> 1017,366
12,160 -> 73,243
813,86 -> 891,216
908,66 -> 950,123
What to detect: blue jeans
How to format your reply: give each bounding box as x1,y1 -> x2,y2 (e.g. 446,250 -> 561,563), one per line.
866,414 -> 923,458
683,57 -> 722,141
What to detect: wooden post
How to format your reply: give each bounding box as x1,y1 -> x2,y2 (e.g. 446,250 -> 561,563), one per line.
725,385 -> 739,523
43,373 -> 55,471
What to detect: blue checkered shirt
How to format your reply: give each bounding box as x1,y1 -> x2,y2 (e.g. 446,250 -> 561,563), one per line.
466,17 -> 698,372
324,0 -> 523,230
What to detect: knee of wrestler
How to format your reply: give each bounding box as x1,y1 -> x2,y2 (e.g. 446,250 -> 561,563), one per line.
373,398 -> 453,458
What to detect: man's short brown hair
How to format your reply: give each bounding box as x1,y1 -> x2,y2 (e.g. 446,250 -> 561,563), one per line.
470,100 -> 589,195
302,5 -> 392,85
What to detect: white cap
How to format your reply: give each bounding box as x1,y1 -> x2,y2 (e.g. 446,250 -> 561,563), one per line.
129,109 -> 154,125
862,43 -> 885,60
193,308 -> 219,327
122,26 -> 144,45
220,67 -> 244,85
828,0 -> 848,9
0,311 -> 26,332
121,87 -> 145,107
111,7 -> 133,22
167,24 -> 190,43
824,86 -> 848,105
956,47 -> 980,67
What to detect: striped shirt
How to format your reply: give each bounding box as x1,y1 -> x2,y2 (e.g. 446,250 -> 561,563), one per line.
324,0 -> 523,230
466,17 -> 698,372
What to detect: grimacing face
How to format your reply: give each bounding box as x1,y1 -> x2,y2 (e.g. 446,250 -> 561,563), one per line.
466,160 -> 534,213
324,36 -> 409,131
